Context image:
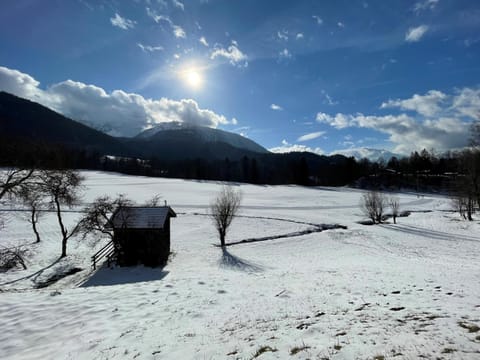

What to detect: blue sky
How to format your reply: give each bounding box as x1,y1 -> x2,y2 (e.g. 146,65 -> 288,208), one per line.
0,0 -> 479,156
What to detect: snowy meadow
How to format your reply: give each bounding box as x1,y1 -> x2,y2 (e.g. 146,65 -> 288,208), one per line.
1,171 -> 479,359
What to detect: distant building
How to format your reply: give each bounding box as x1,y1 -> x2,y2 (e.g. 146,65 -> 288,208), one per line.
110,206 -> 177,267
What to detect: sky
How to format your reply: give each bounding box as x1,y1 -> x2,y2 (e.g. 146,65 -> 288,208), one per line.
0,0 -> 479,156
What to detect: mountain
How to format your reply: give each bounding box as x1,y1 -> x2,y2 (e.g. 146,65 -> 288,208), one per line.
0,91 -> 130,156
134,122 -> 268,156
331,148 -> 402,162
0,92 -> 268,161
0,91 -> 361,186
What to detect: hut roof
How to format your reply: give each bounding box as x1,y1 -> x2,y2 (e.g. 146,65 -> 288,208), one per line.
110,206 -> 176,229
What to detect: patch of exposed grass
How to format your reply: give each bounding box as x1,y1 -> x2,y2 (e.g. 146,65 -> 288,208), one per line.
290,344 -> 311,355
251,345 -> 277,359
458,321 -> 480,333
441,348 -> 456,353
373,356 -> 385,360
333,344 -> 342,351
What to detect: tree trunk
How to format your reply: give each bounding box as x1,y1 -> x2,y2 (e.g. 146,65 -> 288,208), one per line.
55,196 -> 68,257
393,215 -> 397,224
31,208 -> 41,243
220,230 -> 226,247
61,238 -> 67,258
467,198 -> 473,221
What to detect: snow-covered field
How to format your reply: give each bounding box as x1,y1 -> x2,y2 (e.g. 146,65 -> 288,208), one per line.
1,171 -> 479,359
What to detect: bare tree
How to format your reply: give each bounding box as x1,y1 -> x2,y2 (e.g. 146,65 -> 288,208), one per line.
452,191 -> 475,221
210,186 -> 242,247
17,182 -> 46,243
449,149 -> 480,221
469,119 -> 480,148
78,194 -> 134,242
0,247 -> 28,271
389,196 -> 400,224
361,191 -> 386,224
39,170 -> 84,257
0,168 -> 35,200
144,194 -> 162,207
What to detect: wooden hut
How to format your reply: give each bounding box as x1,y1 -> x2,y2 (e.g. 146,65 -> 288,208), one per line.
110,206 -> 176,267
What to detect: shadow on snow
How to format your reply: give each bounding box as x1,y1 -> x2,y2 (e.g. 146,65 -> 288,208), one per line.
381,223 -> 480,243
81,263 -> 169,287
219,247 -> 264,273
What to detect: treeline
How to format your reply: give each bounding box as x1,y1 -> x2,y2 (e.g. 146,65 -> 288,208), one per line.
1,136 -> 478,191
355,149 -> 465,192
0,137 -> 365,186
87,151 -> 368,186
0,136 -> 102,170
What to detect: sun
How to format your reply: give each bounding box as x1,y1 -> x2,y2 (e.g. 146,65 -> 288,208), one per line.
182,68 -> 203,89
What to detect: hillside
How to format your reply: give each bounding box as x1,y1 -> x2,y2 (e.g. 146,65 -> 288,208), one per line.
0,92 -> 268,161
135,122 -> 268,155
0,91 -> 131,156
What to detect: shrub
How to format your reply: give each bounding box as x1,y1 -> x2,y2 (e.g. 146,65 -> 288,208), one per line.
361,191 -> 386,224
0,247 -> 28,272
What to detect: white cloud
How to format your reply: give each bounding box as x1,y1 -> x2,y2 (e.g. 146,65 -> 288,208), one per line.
270,140 -> 324,155
413,0 -> 439,13
316,112 -> 353,129
297,131 -> 326,142
381,90 -> 447,117
296,33 -> 304,40
277,30 -> 288,41
279,48 -> 292,59
452,88 -> 480,119
0,66 -> 41,99
210,42 -> 248,67
270,104 -> 283,111
330,148 -> 399,162
110,13 -> 136,30
146,8 -> 186,38
173,25 -> 186,38
316,87 -> 480,153
138,43 -> 164,52
0,66 -> 236,137
405,25 -> 429,42
312,15 -> 323,25
146,7 -> 168,23
199,36 -> 209,47
337,21 -> 345,28
318,112 -> 468,154
172,0 -> 184,10
321,90 -> 338,106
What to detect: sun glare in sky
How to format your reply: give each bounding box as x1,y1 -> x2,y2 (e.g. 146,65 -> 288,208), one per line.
181,67 -> 203,89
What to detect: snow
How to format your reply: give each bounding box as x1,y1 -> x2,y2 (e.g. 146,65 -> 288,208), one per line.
331,147 -> 402,161
134,122 -> 268,153
1,171 -> 479,359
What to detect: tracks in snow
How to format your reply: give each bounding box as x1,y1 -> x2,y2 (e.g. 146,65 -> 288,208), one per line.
182,212 -> 347,247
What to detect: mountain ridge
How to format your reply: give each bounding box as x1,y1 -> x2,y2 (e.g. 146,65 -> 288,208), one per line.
135,122 -> 268,155
0,91 -> 268,160
331,147 -> 401,162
